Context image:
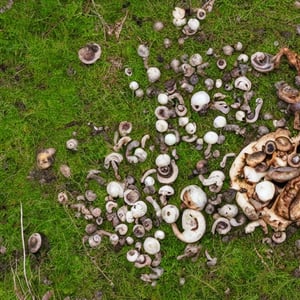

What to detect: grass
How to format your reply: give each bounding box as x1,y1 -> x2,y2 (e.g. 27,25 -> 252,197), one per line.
1,0 -> 300,299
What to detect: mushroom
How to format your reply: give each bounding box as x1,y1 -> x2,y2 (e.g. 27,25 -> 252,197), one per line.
131,201 -> 147,219
104,152 -> 123,180
145,196 -> 162,218
78,43 -> 101,64
134,254 -> 152,268
213,116 -> 227,128
272,231 -> 287,244
161,204 -> 179,224
28,233 -> 43,254
88,234 -> 102,248
85,190 -> 97,202
245,98 -> 264,123
106,181 -> 124,198
171,209 -> 206,243
250,52 -> 274,73
143,237 -> 161,255
180,185 -> 207,210
133,224 -> 146,238
154,230 -> 165,240
158,185 -> 175,206
234,76 -> 252,91
190,91 -> 210,113
177,244 -> 202,261
155,120 -> 169,132
199,170 -> 225,193
147,67 -> 161,83
36,148 -> 56,169
118,121 -> 133,136
255,180 -> 275,202
216,58 -> 227,70
203,131 -> 219,157
66,138 -> 79,151
211,217 -> 231,235
218,204 -> 239,219
126,249 -> 140,262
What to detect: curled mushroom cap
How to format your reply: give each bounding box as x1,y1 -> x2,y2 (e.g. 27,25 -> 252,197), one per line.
106,181 -> 124,198
171,209 -> 206,243
118,121 -> 132,136
28,233 -> 42,253
143,237 -> 161,255
37,148 -> 56,169
78,43 -> 101,64
180,185 -> 207,210
234,76 -> 252,91
251,52 -> 274,73
211,217 -> 231,235
161,204 -> 179,223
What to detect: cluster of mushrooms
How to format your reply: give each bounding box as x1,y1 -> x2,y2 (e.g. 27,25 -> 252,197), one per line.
32,1 -> 300,285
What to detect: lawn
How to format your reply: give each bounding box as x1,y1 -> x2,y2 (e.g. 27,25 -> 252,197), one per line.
1,0 -> 300,299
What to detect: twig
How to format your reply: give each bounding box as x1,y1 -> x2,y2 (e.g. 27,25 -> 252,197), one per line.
20,202 -> 35,300
90,0 -> 108,41
254,246 -> 271,272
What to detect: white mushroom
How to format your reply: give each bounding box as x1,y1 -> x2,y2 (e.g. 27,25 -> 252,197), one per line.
106,181 -> 124,198
161,204 -> 180,224
191,91 -> 210,113
154,230 -> 166,240
218,204 -> 239,219
155,154 -> 171,167
155,119 -> 169,132
255,180 -> 275,202
143,237 -> 161,255
66,138 -> 78,151
180,185 -> 207,210
158,185 -> 175,206
104,152 -> 123,180
88,234 -> 102,248
145,196 -> 162,218
213,116 -> 227,129
203,131 -> 219,157
147,67 -> 161,83
198,170 -> 225,193
157,93 -> 169,105
131,201 -> 147,219
211,217 -> 231,235
234,76 -> 252,91
126,249 -> 140,262
171,209 -> 206,243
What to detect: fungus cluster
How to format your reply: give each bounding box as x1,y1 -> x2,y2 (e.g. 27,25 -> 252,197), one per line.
49,1 -> 300,286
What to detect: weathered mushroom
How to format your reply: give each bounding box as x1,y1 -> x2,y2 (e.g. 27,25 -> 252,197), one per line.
78,43 -> 101,64
36,148 -> 56,169
28,233 -> 43,254
199,170 -> 225,193
104,152 -> 123,180
171,209 -> 206,243
250,52 -> 274,73
161,204 -> 180,224
211,217 -> 231,235
191,91 -> 210,113
143,237 -> 161,255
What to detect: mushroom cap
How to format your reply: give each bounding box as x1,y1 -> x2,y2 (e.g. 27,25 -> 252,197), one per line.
134,148 -> 147,162
144,176 -> 155,187
126,249 -> 139,262
131,201 -> 147,218
36,148 -> 56,169
143,237 -> 161,255
255,180 -> 275,202
157,160 -> 179,184
78,43 -> 101,64
191,91 -> 210,112
203,131 -> 218,144
28,233 -> 42,253
180,185 -> 207,210
104,152 -> 123,169
161,204 -> 180,223
218,204 -> 239,219
123,188 -> 140,205
158,185 -> 175,196
187,18 -> 200,31
66,138 -> 78,151
185,122 -> 197,134
106,181 -> 125,198
157,93 -> 169,105
234,76 -> 252,91
137,44 -> 149,58
213,116 -> 227,128
164,133 -> 177,146
155,120 -> 169,132
154,230 -> 166,240
172,7 -> 186,19
118,121 -> 133,136
147,67 -> 161,83
155,154 -> 171,167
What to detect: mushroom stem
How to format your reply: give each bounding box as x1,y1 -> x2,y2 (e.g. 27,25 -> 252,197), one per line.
111,161 -> 121,181
204,143 -> 212,157
220,152 -> 236,168
246,98 -> 264,123
145,196 -> 162,218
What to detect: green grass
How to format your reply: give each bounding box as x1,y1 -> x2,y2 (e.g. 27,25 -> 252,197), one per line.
1,0 -> 300,299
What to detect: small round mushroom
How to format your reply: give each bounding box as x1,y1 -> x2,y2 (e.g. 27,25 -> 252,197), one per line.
88,234 -> 102,248
126,249 -> 140,262
78,43 -> 101,64
143,237 -> 161,255
213,116 -> 227,129
218,204 -> 239,219
161,204 -> 179,224
106,181 -> 124,198
118,121 -> 133,136
255,180 -> 275,202
203,131 -> 219,157
147,67 -> 161,83
191,91 -> 210,113
131,201 -> 147,219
